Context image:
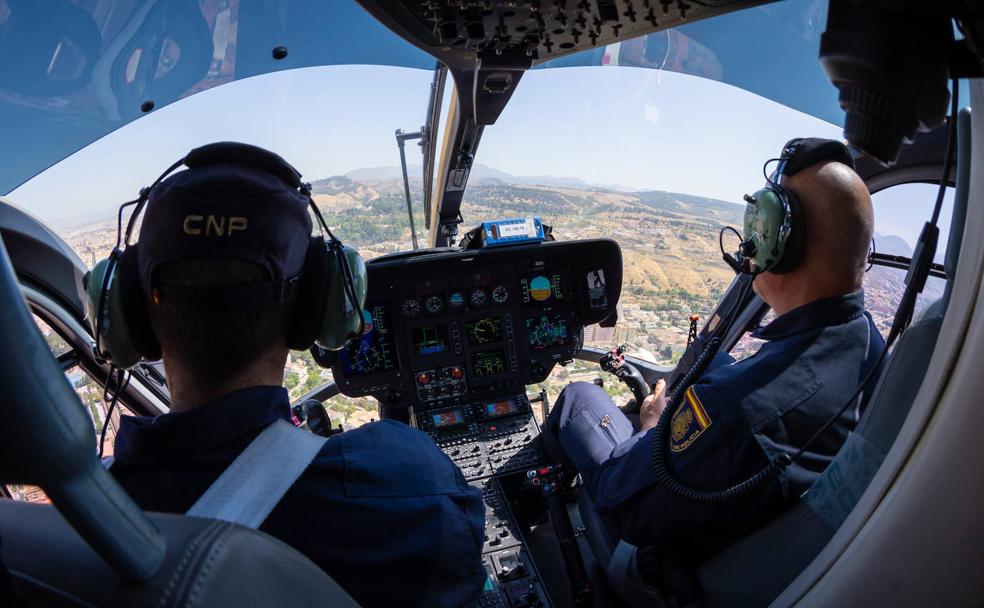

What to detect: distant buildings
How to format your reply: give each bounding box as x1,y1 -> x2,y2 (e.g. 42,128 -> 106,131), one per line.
583,323 -> 616,345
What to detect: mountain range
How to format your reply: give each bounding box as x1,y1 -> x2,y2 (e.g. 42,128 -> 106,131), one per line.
338,163 -> 632,191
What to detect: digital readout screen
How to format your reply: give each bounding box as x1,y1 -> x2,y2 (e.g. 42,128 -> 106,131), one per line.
484,399 -> 520,417
520,271 -> 564,305
412,325 -> 450,356
339,303 -> 398,377
431,409 -> 466,428
471,349 -> 507,377
525,314 -> 570,350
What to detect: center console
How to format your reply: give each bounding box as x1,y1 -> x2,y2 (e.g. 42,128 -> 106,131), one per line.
323,239 -> 622,607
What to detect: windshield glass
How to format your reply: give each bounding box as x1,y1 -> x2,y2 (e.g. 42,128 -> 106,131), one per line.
537,0 -> 839,125
9,65 -> 434,423
10,65 -> 432,261
460,66 -> 842,384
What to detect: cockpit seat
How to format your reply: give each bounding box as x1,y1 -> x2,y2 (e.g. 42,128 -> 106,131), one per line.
696,295 -> 946,605
579,295 -> 947,607
0,234 -> 357,607
0,500 -> 355,607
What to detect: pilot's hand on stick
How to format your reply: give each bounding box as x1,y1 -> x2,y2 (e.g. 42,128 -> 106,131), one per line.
640,379 -> 667,433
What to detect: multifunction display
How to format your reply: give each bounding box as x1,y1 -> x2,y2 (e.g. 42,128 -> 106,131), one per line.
339,303 -> 398,377
472,349 -> 507,377
484,398 -> 523,417
520,271 -> 565,306
525,314 -> 570,350
413,325 -> 450,356
430,409 -> 467,429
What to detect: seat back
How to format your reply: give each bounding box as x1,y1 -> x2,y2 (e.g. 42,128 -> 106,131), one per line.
1,501 -> 357,607
696,300 -> 945,606
0,233 -> 164,581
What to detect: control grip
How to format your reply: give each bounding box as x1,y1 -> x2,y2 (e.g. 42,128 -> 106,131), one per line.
599,346 -> 651,413
617,362 -> 651,412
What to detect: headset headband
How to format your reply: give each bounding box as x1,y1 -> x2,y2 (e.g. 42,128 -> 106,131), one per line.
185,142 -> 303,188
780,138 -> 856,177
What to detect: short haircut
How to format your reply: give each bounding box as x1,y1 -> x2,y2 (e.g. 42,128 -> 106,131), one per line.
148,258 -> 293,380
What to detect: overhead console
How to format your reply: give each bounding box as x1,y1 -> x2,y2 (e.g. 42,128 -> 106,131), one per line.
326,239 -> 621,411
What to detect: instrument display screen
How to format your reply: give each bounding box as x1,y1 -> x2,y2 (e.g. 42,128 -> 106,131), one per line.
412,325 -> 450,356
339,303 -> 398,377
484,398 -> 521,417
471,349 -> 507,378
430,409 -> 466,428
525,314 -> 570,350
520,271 -> 565,306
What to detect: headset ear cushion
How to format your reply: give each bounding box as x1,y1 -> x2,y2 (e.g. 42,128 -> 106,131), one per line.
316,243 -> 367,351
84,257 -> 130,365
286,237 -> 330,350
771,189 -> 805,274
117,247 -> 161,360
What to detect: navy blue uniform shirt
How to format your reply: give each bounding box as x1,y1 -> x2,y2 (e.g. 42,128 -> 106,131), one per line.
111,386 -> 486,607
549,290 -> 884,569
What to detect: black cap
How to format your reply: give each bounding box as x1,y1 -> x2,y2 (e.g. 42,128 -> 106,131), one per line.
136,162 -> 313,296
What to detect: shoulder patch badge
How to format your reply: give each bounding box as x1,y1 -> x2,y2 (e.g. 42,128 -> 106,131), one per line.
670,387 -> 713,452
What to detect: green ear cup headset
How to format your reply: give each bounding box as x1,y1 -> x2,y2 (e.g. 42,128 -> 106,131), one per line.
84,142 -> 367,369
721,138 -> 853,275
736,156 -> 805,274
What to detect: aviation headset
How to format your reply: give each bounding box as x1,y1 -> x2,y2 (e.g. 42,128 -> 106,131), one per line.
84,142 -> 367,369
722,137 -> 856,275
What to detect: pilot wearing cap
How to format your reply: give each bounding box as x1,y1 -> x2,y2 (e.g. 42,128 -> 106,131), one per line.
544,138 -> 885,597
107,153 -> 485,607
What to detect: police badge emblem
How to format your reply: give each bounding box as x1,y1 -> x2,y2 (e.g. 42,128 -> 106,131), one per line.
670,387 -> 712,452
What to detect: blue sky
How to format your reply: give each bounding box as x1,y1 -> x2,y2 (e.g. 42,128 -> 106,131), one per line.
9,64 -> 950,251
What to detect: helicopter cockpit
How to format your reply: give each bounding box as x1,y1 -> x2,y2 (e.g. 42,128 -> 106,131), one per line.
2,1 -> 984,606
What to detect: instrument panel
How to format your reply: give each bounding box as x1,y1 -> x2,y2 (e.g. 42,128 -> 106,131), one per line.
326,239 -> 622,410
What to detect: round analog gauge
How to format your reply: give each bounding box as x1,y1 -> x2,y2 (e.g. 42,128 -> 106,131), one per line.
424,295 -> 444,315
492,285 -> 509,305
471,318 -> 498,343
401,297 -> 422,318
470,288 -> 488,308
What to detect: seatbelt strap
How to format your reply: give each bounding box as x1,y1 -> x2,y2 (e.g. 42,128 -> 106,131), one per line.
607,540 -> 636,594
186,419 -> 327,529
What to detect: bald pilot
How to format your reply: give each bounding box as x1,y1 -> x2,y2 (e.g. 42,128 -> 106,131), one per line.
544,138 -> 884,597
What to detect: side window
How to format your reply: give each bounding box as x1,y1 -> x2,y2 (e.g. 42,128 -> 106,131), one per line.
5,364 -> 134,503
865,183 -> 953,338
732,309 -> 776,361
284,350 -> 378,430
33,314 -> 72,358
5,316 -> 75,502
